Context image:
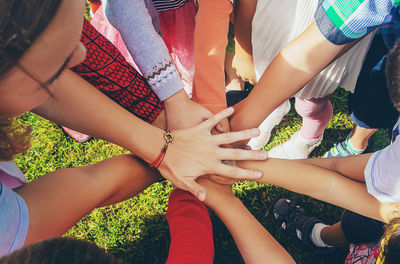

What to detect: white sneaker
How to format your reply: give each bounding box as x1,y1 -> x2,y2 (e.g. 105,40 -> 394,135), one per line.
268,131 -> 323,159
248,101 -> 291,150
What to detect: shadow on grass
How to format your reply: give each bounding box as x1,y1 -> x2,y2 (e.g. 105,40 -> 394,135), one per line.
107,212 -> 171,264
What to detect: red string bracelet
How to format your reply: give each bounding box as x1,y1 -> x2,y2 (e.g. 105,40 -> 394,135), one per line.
149,130 -> 174,168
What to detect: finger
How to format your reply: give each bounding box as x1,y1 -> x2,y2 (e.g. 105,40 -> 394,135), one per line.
213,128 -> 260,145
185,180 -> 207,201
231,139 -> 251,149
212,164 -> 263,180
216,148 -> 268,161
243,145 -> 252,150
199,108 -> 234,130
215,122 -> 224,133
208,174 -> 237,185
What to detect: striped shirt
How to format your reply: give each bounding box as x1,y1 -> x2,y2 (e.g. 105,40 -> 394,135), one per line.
315,0 -> 400,44
152,0 -> 189,11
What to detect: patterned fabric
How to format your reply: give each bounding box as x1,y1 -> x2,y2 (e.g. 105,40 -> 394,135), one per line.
345,243 -> 380,264
72,19 -> 163,123
152,0 -> 189,11
392,114 -> 400,142
315,0 -> 400,44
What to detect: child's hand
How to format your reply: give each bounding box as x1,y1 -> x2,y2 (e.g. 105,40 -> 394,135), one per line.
232,41 -> 256,85
197,177 -> 235,208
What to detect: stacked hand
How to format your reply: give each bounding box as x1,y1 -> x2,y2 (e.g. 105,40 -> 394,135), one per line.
159,107 -> 268,201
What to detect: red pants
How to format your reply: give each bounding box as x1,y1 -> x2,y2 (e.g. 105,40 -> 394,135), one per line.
72,19 -> 163,124
166,189 -> 214,264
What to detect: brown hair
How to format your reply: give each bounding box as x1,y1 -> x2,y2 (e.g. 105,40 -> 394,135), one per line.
0,237 -> 125,264
0,0 -> 63,77
386,39 -> 400,112
0,0 -> 62,160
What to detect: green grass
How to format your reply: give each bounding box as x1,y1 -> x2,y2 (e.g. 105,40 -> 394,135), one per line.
15,88 -> 390,264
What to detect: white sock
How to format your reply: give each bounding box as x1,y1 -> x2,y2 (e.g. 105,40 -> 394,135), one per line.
346,134 -> 366,153
310,223 -> 333,248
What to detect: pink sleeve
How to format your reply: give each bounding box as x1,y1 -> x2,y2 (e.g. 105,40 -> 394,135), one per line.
192,0 -> 233,114
166,189 -> 214,264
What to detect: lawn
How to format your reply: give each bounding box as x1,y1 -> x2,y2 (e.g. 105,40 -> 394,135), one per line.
14,87 -> 390,264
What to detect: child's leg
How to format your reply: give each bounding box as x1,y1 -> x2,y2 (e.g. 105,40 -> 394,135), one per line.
296,96 -> 333,141
16,155 -> 160,246
248,101 -> 291,150
166,189 -> 214,264
317,211 -> 384,247
324,34 -> 397,157
273,200 -> 384,251
268,96 -> 332,159
347,125 -> 378,151
319,222 -> 348,247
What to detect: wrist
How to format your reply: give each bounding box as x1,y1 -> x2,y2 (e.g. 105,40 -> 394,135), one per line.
149,129 -> 174,168
163,89 -> 189,107
130,125 -> 166,164
204,189 -> 237,209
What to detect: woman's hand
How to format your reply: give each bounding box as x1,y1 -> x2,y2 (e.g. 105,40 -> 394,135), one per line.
158,108 -> 268,201
197,177 -> 235,206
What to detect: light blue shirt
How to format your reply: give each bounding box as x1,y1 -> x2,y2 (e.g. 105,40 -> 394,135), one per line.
0,183 -> 29,257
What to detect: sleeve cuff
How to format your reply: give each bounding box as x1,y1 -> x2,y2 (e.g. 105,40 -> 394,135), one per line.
147,64 -> 184,101
364,151 -> 400,203
314,4 -> 355,45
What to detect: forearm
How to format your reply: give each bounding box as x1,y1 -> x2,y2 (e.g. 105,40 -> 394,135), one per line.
231,22 -> 350,131
192,0 -> 232,113
233,0 -> 257,55
18,154 -> 160,245
238,159 -> 393,222
301,154 -> 372,182
103,0 -> 183,101
33,70 -> 164,163
209,196 -> 294,264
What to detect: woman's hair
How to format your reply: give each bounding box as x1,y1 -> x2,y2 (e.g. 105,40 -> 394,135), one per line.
386,39 -> 400,112
0,237 -> 125,264
0,0 -> 62,160
0,0 -> 62,78
379,217 -> 400,264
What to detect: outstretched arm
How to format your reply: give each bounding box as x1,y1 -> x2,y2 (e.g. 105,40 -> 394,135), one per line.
238,158 -> 399,223
199,179 -> 295,264
16,154 -> 160,246
231,22 -> 352,131
33,70 -> 267,201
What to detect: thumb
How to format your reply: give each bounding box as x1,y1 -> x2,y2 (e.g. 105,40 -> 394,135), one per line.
186,180 -> 207,201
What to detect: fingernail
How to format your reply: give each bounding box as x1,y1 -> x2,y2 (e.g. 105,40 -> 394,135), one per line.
198,191 -> 206,201
226,107 -> 234,114
255,171 -> 263,178
259,151 -> 268,159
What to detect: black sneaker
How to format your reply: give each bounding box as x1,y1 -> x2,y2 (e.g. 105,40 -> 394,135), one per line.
273,198 -> 335,254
